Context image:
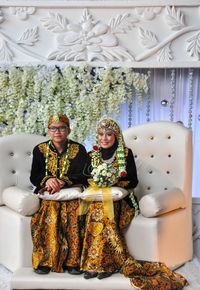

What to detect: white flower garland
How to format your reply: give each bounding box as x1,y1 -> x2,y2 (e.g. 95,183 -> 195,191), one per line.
0,65 -> 149,142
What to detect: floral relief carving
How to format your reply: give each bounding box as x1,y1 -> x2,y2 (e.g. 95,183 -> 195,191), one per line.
134,7 -> 162,21
165,6 -> 186,31
9,7 -> 36,21
0,5 -> 199,65
0,9 -> 4,24
135,6 -> 200,62
138,27 -> 158,49
17,27 -> 39,46
0,39 -> 13,63
157,44 -> 173,62
187,32 -> 200,60
41,9 -> 135,62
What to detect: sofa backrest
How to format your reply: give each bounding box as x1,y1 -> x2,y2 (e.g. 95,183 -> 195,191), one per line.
123,121 -> 193,205
0,133 -> 48,205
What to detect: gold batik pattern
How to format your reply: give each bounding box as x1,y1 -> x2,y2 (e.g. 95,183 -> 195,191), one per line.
31,199 -> 84,272
81,200 -> 188,289
38,142 -> 48,155
80,200 -> 133,273
68,144 -> 79,159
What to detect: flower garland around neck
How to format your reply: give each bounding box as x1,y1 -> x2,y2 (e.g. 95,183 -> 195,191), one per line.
91,136 -> 127,188
45,140 -> 70,178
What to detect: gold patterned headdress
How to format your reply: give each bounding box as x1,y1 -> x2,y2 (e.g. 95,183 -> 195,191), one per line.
48,114 -> 70,127
97,118 -> 120,137
95,116 -> 126,175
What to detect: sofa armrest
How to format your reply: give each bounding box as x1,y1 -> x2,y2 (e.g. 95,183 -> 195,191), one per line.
139,187 -> 186,218
2,186 -> 40,216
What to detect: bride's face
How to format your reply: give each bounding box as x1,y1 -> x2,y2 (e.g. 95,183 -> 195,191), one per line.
98,129 -> 115,149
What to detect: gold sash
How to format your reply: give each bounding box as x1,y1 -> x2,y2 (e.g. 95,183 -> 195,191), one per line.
78,180 -> 114,220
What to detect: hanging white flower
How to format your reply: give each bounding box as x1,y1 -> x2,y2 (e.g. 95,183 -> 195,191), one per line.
0,65 -> 149,141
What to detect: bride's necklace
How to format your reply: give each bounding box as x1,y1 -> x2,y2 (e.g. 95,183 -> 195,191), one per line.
101,151 -> 116,164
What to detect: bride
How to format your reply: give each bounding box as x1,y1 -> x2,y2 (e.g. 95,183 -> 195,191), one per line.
79,117 -> 188,289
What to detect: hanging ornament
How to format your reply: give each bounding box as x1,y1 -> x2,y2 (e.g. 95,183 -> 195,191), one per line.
161,99 -> 168,106
128,99 -> 132,128
188,68 -> 194,128
170,69 -> 176,122
146,70 -> 151,122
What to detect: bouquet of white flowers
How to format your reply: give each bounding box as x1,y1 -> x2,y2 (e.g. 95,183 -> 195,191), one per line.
91,163 -> 118,188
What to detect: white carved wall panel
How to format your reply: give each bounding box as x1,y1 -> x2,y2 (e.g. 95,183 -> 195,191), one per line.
0,0 -> 199,67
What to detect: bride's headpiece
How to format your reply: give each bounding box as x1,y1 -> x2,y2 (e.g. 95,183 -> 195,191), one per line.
93,116 -> 126,177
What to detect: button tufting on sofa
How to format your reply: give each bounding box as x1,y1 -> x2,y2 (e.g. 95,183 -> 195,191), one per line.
123,121 -> 193,269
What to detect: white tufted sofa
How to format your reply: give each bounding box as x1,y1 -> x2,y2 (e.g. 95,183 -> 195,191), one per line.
0,121 -> 193,289
123,121 -> 193,269
0,134 -> 47,271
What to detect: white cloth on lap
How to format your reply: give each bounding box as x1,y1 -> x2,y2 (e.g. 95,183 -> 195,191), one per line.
37,187 -> 82,201
81,186 -> 129,201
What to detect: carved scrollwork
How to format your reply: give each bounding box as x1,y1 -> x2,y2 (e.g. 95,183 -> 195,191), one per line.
41,9 -> 135,62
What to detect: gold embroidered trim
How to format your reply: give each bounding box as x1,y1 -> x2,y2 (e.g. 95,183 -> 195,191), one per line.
117,181 -> 130,188
61,176 -> 73,186
40,175 -> 53,187
68,144 -> 79,159
124,147 -> 129,157
38,142 -> 48,156
39,142 -> 80,180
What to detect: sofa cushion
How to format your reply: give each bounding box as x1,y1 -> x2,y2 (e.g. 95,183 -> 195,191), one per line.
37,187 -> 82,201
139,187 -> 186,218
2,186 -> 40,216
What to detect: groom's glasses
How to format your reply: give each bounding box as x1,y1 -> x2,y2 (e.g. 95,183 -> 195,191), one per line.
48,126 -> 68,132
